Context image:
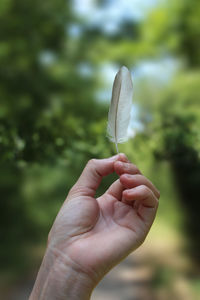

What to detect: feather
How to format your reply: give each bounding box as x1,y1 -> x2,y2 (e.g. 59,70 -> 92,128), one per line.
107,66 -> 133,153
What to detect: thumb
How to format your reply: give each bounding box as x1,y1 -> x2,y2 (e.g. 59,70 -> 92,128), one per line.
69,154 -> 128,198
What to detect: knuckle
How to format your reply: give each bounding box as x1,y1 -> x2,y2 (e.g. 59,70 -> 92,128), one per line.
68,185 -> 76,196
125,163 -> 140,175
69,184 -> 85,197
141,185 -> 152,197
123,160 -> 141,174
88,158 -> 97,166
133,165 -> 141,174
135,174 -> 144,181
69,183 -> 78,194
155,198 -> 159,206
153,198 -> 159,210
119,153 -> 128,161
135,166 -> 140,173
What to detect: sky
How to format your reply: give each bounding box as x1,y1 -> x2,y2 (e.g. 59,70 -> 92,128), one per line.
73,0 -> 179,137
97,58 -> 179,137
72,0 -> 177,91
73,0 -> 158,33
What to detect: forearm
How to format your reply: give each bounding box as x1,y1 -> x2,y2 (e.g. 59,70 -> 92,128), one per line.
29,248 -> 94,300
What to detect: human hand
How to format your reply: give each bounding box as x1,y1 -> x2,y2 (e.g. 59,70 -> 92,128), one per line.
30,154 -> 160,300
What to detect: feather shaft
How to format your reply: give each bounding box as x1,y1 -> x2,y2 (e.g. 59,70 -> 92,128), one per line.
107,66 -> 133,153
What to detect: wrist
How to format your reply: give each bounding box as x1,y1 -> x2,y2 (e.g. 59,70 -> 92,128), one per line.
30,246 -> 95,300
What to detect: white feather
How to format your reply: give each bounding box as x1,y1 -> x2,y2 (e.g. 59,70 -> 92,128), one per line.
107,66 -> 133,152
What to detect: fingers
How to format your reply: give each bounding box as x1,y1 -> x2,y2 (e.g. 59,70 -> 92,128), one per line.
69,153 -> 128,198
115,160 -> 160,199
103,160 -> 140,201
122,185 -> 159,208
114,160 -> 160,221
114,161 -> 141,176
105,179 -> 124,201
117,163 -> 160,219
122,185 -> 159,225
104,160 -> 160,203
120,174 -> 160,199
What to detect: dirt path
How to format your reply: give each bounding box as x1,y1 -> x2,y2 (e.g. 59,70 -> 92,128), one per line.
92,252 -> 154,300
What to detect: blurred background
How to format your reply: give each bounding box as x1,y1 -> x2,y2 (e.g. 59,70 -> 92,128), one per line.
0,0 -> 200,299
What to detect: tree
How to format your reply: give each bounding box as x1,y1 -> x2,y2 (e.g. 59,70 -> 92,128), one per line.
0,0 -> 109,272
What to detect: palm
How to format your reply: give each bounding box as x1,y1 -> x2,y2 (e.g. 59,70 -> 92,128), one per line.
59,191 -> 153,278
48,155 -> 159,282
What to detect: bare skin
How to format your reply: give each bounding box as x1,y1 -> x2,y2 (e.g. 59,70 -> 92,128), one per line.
30,154 -> 160,300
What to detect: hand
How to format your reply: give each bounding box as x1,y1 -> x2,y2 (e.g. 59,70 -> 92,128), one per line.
30,154 -> 160,300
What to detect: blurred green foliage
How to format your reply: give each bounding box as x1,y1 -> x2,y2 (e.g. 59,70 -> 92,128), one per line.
0,0 -> 110,274
0,0 -> 200,291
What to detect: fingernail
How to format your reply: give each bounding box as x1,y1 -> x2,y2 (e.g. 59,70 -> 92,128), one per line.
118,153 -> 128,162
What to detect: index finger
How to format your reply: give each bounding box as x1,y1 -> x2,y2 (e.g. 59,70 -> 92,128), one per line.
69,153 -> 128,198
114,161 -> 142,176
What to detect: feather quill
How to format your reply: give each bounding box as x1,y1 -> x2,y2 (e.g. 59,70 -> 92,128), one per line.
107,66 -> 133,153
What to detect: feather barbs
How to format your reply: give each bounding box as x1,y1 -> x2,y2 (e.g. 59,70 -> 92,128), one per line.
107,66 -> 133,153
